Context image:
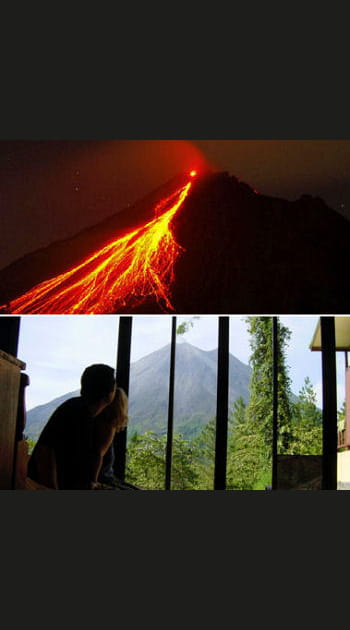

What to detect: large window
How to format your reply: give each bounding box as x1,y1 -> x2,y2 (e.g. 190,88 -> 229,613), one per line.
16,314 -> 347,490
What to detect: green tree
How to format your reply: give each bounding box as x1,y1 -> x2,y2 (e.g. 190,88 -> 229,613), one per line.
193,398 -> 253,490
176,316 -> 200,337
226,396 -> 269,489
289,377 -> 322,454
338,400 -> 346,432
23,435 -> 36,455
169,434 -> 199,490
245,317 -> 293,453
225,317 -> 294,489
193,418 -> 216,489
126,430 -> 199,490
126,431 -> 166,489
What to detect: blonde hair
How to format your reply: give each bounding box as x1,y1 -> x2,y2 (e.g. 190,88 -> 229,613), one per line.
102,387 -> 129,432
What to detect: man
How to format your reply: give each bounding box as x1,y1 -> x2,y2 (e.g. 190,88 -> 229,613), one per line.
27,364 -> 117,489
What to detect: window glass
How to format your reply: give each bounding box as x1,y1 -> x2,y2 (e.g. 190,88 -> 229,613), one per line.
126,316 -> 172,489
278,316 -> 323,490
174,316 -> 218,490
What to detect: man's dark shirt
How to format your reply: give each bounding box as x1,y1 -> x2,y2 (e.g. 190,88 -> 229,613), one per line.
27,397 -> 96,489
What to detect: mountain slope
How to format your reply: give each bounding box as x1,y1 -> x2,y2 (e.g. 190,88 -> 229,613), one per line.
171,172 -> 350,313
128,342 -> 252,437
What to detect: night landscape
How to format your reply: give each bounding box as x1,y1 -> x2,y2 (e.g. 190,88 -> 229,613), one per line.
0,165 -> 349,314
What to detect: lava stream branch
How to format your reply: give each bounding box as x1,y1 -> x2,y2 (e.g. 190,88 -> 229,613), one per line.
3,181 -> 193,314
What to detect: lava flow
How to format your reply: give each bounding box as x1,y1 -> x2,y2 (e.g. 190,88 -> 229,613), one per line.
3,174 -> 196,314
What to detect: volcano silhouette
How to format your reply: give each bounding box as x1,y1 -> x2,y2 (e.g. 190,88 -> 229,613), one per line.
0,170 -> 349,314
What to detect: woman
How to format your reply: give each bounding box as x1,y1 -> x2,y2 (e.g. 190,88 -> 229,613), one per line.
90,387 -> 129,489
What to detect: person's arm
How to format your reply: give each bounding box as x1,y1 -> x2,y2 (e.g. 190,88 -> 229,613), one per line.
33,443 -> 59,489
88,420 -> 117,489
88,452 -> 104,489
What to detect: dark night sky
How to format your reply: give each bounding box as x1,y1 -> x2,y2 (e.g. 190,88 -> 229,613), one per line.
1,140 -> 350,270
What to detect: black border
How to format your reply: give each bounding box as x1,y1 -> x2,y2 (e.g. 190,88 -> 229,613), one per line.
2,489 -> 347,557
2,45 -> 350,140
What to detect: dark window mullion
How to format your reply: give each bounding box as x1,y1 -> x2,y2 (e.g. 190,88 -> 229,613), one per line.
214,316 -> 229,490
113,316 -> 133,481
320,316 -> 337,490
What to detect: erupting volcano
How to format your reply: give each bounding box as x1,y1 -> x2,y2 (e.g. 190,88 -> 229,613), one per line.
1,169 -> 350,314
0,174 -> 196,314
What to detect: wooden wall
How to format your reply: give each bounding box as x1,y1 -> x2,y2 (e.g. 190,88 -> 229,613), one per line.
0,349 -> 27,489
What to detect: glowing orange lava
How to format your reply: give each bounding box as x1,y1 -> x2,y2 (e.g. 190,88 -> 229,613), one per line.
3,178 -> 194,314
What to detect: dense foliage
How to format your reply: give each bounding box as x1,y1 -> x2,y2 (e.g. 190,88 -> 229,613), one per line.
126,431 -> 199,490
124,372 -> 323,490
